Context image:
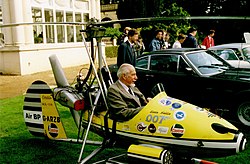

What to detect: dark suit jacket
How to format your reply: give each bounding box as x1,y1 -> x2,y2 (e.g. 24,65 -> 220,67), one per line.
182,34 -> 198,48
107,81 -> 147,121
117,41 -> 136,68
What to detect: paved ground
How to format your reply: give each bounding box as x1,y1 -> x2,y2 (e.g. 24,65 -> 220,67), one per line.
0,58 -> 116,99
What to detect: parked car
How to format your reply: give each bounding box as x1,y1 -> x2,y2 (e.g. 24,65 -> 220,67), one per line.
108,48 -> 250,127
209,49 -> 250,68
208,43 -> 250,68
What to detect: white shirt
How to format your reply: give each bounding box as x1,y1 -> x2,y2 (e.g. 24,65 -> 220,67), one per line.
118,80 -> 135,96
172,40 -> 182,48
124,36 -> 128,43
118,80 -> 130,94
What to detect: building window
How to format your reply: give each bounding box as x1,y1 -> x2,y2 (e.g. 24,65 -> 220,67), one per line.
75,12 -> 82,42
56,11 -> 65,43
66,12 -> 74,42
32,8 -> 43,43
45,9 -> 55,43
31,3 -> 90,44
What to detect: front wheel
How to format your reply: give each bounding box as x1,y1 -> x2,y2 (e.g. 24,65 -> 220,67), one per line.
237,101 -> 250,127
162,149 -> 174,164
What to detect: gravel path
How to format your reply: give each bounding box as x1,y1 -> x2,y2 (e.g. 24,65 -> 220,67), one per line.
0,58 -> 116,99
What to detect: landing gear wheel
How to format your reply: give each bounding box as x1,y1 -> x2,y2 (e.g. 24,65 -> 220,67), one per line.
237,101 -> 250,127
162,150 -> 174,164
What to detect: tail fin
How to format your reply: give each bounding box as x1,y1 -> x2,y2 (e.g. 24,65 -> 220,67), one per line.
23,80 -> 67,139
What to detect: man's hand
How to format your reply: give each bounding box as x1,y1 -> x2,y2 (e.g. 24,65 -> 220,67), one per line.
147,97 -> 152,102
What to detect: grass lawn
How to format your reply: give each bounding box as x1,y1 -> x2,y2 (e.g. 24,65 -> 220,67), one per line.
0,96 -> 249,164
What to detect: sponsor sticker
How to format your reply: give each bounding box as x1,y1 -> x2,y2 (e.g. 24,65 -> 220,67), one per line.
137,122 -> 147,132
172,103 -> 182,109
157,126 -> 169,134
159,98 -> 172,106
148,124 -> 156,133
48,123 -> 59,138
193,107 -> 205,112
171,124 -> 185,138
174,110 -> 186,121
23,111 -> 43,124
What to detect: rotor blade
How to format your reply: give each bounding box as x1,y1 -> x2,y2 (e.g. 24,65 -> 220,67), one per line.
0,22 -> 88,28
1,16 -> 249,28
97,16 -> 250,25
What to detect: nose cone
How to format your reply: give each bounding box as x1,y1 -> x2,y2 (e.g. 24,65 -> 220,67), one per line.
211,123 -> 247,153
237,133 -> 247,153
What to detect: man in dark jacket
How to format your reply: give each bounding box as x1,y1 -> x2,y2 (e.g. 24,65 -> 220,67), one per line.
117,29 -> 139,68
182,27 -> 199,48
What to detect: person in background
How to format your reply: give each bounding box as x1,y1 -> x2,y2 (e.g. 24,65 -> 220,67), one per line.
201,29 -> 215,49
107,63 -> 148,121
118,27 -> 131,45
172,34 -> 186,48
182,27 -> 199,48
117,29 -> 139,68
162,31 -> 171,49
134,35 -> 145,57
148,29 -> 164,51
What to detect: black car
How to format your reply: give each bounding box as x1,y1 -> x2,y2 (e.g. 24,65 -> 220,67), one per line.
108,48 -> 250,127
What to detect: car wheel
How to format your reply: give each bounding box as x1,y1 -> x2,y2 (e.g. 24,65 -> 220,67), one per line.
162,149 -> 174,164
237,101 -> 250,127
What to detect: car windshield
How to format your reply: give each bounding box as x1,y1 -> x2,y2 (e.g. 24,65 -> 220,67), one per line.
217,49 -> 238,60
186,51 -> 228,75
242,47 -> 250,61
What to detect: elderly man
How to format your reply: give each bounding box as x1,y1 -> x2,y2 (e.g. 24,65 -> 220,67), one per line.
107,63 -> 148,121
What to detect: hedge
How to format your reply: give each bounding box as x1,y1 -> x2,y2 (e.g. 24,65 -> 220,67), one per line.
105,46 -> 118,58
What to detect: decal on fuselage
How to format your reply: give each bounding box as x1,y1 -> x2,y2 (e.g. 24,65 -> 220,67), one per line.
174,110 -> 186,121
171,124 -> 185,138
157,126 -> 169,134
43,115 -> 61,123
148,123 -> 156,133
41,94 -> 67,139
145,114 -> 170,124
23,111 -> 43,124
137,122 -> 147,132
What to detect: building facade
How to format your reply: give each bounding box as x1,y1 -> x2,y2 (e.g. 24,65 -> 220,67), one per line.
0,0 -> 101,75
101,3 -> 118,21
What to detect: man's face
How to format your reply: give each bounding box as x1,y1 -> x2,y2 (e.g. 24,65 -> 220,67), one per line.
156,32 -> 163,40
130,34 -> 139,44
192,31 -> 197,36
123,67 -> 138,86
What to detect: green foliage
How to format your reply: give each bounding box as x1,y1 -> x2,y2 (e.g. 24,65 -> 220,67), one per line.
105,46 -> 118,58
104,27 -> 122,39
139,3 -> 191,49
162,3 -> 191,43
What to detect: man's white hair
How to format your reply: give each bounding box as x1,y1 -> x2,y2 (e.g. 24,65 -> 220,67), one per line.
117,63 -> 134,78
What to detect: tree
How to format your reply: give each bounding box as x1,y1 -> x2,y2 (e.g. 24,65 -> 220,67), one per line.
116,0 -> 250,44
117,0 -> 191,48
174,0 -> 250,44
